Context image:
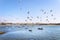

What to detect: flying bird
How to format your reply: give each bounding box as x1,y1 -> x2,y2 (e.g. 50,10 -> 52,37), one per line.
50,10 -> 53,12
51,14 -> 53,16
44,12 -> 46,14
27,11 -> 30,14
37,16 -> 39,19
27,17 -> 29,19
41,9 -> 44,12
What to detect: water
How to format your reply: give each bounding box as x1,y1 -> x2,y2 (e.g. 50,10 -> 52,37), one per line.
0,25 -> 60,40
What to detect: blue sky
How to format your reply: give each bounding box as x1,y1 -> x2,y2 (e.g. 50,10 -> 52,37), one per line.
0,0 -> 60,23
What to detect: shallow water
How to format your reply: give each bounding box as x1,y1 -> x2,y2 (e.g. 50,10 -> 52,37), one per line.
0,25 -> 60,40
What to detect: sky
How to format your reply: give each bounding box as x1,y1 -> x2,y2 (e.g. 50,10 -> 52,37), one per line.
0,0 -> 60,23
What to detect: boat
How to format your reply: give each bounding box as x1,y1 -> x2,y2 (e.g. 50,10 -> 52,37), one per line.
0,32 -> 5,34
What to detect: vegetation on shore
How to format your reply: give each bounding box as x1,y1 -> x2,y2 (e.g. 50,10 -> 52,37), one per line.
0,23 -> 60,25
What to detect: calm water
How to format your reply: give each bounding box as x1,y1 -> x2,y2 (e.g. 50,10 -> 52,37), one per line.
0,25 -> 60,40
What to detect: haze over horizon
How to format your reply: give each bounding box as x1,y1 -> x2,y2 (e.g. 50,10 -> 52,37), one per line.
0,0 -> 60,23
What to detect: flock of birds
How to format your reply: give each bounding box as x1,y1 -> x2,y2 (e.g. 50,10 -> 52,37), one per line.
20,9 -> 56,23
0,0 -> 56,23
19,0 -> 56,23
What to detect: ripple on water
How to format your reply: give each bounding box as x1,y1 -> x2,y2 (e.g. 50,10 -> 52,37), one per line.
0,25 -> 60,40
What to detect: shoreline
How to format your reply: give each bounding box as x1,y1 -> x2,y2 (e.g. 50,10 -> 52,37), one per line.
0,23 -> 60,26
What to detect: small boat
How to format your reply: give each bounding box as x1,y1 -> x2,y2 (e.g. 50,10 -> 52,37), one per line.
0,32 -> 5,34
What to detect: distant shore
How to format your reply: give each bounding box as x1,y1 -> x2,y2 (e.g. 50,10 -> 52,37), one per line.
0,23 -> 60,26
